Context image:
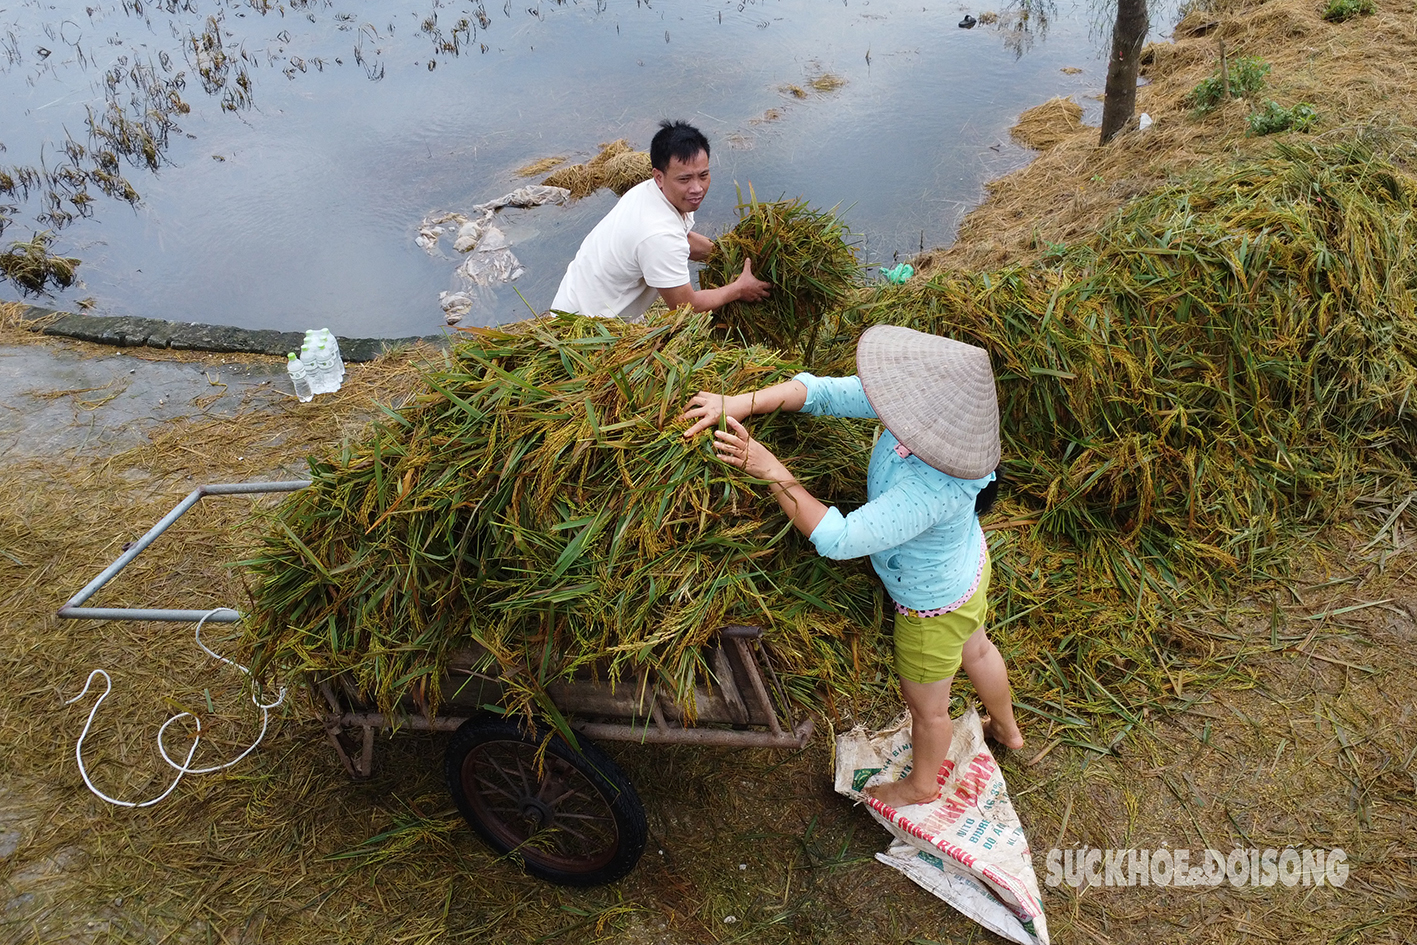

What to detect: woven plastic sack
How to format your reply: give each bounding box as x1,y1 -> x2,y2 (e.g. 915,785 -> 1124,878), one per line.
834,708 -> 1049,945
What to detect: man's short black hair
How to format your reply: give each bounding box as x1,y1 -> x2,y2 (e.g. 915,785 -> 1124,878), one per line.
650,120 -> 710,172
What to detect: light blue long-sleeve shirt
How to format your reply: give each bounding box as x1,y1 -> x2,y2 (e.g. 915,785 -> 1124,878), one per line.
795,373 -> 993,611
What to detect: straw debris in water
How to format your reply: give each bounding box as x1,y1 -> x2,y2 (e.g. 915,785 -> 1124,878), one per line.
515,155 -> 566,177
1,231 -> 80,295
542,139 -> 650,199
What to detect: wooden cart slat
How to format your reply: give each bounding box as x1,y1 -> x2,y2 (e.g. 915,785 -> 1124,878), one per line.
319,625 -> 813,779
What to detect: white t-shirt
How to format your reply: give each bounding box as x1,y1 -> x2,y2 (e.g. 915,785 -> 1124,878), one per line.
551,178 -> 695,320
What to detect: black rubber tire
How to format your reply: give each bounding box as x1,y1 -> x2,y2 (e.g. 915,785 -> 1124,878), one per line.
445,716 -> 647,887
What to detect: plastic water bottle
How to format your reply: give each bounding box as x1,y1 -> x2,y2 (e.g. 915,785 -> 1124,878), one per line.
287,353 -> 314,402
314,340 -> 339,395
320,328 -> 345,382
300,335 -> 319,389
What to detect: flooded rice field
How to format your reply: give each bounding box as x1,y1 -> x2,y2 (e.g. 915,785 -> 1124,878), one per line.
1,0 -> 1172,338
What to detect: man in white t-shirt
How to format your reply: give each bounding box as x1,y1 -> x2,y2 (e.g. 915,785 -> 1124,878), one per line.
551,120 -> 771,320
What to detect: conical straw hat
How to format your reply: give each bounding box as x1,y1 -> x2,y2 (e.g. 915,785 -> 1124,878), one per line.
856,325 -> 1000,479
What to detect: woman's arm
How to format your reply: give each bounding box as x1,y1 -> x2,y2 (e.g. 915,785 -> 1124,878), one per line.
711,417 -> 827,537
714,418 -> 968,557
807,476 -> 962,560
680,379 -> 807,439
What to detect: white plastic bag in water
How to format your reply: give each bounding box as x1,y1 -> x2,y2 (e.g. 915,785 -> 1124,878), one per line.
417,185 -> 568,313
439,291 -> 473,324
835,709 -> 1049,945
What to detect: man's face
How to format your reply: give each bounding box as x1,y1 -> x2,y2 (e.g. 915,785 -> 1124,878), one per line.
653,150 -> 710,215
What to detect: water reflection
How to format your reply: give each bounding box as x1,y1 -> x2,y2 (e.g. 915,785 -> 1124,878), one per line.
999,0 -> 1057,60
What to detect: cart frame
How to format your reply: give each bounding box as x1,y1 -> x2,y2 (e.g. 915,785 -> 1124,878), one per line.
59,479 -> 815,779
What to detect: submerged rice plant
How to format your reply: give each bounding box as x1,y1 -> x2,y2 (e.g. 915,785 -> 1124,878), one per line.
0,231 -> 80,295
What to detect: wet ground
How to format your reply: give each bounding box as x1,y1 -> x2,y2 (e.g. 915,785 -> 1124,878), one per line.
0,343 -> 288,459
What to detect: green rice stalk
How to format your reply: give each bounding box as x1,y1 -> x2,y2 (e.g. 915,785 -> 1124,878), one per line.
240,310 -> 883,726
700,191 -> 860,364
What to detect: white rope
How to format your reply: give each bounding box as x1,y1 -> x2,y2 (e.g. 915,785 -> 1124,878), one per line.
64,608 -> 288,808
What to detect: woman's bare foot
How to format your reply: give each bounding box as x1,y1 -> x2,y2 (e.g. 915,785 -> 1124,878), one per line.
981,714 -> 1025,750
865,775 -> 940,809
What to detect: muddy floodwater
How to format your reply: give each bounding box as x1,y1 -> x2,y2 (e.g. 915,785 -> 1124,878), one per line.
1,0 -> 1173,338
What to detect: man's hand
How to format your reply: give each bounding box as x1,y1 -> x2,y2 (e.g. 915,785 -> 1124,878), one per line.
658,257 -> 772,313
733,259 -> 771,302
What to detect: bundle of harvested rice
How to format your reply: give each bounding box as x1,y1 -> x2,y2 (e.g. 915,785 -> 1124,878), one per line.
241,310 -> 882,723
602,150 -> 653,196
822,131 -> 1417,585
586,138 -> 632,171
541,162 -> 598,200
699,193 -> 860,362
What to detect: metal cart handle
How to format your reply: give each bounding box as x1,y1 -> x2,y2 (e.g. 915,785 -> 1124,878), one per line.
56,480 -> 311,624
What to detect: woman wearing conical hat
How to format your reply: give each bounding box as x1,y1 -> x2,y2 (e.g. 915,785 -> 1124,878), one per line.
681,325 -> 1023,810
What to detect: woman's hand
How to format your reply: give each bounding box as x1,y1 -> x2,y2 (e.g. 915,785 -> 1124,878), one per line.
680,380 -> 809,439
712,417 -> 788,482
680,391 -> 750,439
714,417 -> 827,535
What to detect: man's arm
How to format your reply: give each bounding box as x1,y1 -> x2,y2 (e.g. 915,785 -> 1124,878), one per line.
658,258 -> 771,313
687,230 -> 713,262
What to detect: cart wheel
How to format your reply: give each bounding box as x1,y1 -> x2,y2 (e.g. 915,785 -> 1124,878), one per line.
446,716 -> 647,887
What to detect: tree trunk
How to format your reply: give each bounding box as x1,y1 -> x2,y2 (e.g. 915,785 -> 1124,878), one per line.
1099,0 -> 1149,144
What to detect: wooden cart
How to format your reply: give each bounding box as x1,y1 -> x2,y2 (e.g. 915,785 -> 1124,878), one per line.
59,480 -> 814,887
316,625 -> 812,886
